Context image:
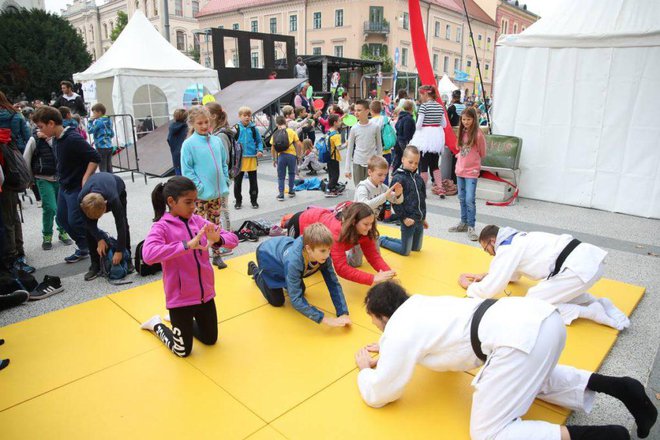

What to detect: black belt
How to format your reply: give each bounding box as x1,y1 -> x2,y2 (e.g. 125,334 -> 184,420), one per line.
548,239 -> 581,278
470,298 -> 497,362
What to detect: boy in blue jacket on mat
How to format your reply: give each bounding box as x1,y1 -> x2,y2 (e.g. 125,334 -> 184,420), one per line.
247,223 -> 351,327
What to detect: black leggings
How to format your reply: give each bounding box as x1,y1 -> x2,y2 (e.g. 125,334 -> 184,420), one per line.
154,298 -> 218,357
419,152 -> 440,174
286,211 -> 303,238
327,159 -> 340,190
234,170 -> 258,204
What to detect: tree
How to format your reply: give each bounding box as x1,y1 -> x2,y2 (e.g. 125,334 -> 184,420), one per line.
110,11 -> 128,42
0,8 -> 92,101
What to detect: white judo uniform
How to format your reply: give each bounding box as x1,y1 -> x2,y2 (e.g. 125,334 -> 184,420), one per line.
357,295 -> 596,440
466,227 -> 630,329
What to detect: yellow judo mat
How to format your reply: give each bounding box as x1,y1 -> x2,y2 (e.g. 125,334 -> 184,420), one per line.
0,226 -> 645,439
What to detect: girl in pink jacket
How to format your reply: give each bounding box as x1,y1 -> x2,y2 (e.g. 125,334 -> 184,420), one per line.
140,176 -> 238,357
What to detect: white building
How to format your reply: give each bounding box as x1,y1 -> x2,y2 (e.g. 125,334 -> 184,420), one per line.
1,0 -> 44,12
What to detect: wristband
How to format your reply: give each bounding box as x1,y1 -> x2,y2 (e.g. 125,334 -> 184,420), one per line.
182,240 -> 189,250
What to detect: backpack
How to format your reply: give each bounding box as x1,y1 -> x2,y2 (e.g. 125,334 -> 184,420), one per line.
0,128 -> 31,191
231,125 -> 259,179
381,117 -> 397,152
316,130 -> 337,163
272,128 -> 290,153
134,240 -> 162,277
99,237 -> 133,284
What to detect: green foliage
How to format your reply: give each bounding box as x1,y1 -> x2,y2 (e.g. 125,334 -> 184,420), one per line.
0,8 -> 91,101
110,11 -> 128,42
360,44 -> 394,74
188,47 -> 200,63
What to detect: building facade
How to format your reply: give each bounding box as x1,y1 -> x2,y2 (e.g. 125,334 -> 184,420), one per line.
61,0 -> 209,61
495,0 -> 539,41
1,0 -> 44,12
196,0 -> 497,97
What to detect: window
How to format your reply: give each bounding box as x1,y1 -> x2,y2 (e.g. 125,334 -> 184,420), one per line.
312,47 -> 322,55
445,24 -> 451,39
176,31 -> 185,51
103,23 -> 108,38
434,21 -> 440,37
501,19 -> 508,34
174,0 -> 182,17
192,0 -> 198,16
432,53 -> 438,70
466,59 -> 472,74
485,63 -> 490,78
335,9 -> 343,27
487,36 -> 491,50
334,45 -> 343,57
313,12 -> 321,29
401,47 -> 408,66
232,23 -> 239,30
153,0 -> 158,15
368,43 -> 382,57
251,52 -> 259,68
513,23 -> 518,33
251,20 -> 258,32
521,26 -> 526,32
290,15 -> 297,32
270,17 -> 277,33
456,27 -> 461,43
369,6 -> 384,24
454,58 -> 460,72
443,56 -> 449,73
402,12 -> 409,30
478,34 -> 482,48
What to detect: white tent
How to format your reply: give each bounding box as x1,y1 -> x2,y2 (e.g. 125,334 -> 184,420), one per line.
74,10 -> 220,140
492,0 -> 660,218
437,74 -> 459,100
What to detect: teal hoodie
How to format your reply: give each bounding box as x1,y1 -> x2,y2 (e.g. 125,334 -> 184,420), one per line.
180,131 -> 229,200
235,121 -> 263,157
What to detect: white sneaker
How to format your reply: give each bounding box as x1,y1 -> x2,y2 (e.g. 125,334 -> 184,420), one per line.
448,222 -> 467,232
140,315 -> 162,331
467,227 -> 479,241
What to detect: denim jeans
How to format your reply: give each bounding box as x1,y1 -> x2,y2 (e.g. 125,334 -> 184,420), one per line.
457,177 -> 478,227
379,220 -> 424,256
277,153 -> 297,195
57,187 -> 88,252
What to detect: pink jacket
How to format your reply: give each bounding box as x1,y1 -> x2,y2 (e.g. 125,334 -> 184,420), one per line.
455,130 -> 487,178
142,212 -> 238,309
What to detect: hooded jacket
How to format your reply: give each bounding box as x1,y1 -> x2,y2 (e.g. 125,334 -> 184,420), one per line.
167,120 -> 188,168
54,127 -> 101,191
235,121 -> 263,158
180,132 -> 229,200
0,109 -> 31,153
54,92 -> 87,116
395,111 -> 416,147
87,116 -> 114,150
142,212 -> 238,309
390,167 -> 426,221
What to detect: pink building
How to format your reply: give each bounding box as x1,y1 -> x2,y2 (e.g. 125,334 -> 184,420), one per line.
495,0 -> 539,41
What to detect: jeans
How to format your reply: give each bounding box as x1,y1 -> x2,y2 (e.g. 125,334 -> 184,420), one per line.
457,177 -> 478,227
35,179 -> 65,238
383,152 -> 392,185
277,153 -> 297,195
88,190 -> 131,269
379,220 -> 424,256
57,187 -> 88,252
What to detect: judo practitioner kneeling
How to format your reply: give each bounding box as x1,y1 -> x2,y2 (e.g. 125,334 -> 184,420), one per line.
458,225 -> 629,330
355,281 -> 656,440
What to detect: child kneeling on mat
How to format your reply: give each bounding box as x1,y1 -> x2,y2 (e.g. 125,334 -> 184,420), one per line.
247,223 -> 351,327
140,176 -> 238,357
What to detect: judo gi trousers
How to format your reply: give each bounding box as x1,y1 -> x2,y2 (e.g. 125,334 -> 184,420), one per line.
470,312 -> 594,440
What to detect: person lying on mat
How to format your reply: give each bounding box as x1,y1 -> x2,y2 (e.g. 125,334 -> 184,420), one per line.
458,225 -> 629,330
248,223 -> 350,327
286,202 -> 396,286
355,281 -> 657,440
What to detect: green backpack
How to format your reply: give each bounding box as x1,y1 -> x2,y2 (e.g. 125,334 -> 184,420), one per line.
381,117 -> 397,152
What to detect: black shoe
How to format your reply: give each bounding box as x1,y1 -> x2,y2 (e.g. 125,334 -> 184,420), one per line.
234,202 -> 242,210
29,276 -> 64,301
42,237 -> 53,251
127,260 -> 135,274
84,267 -> 101,281
247,261 -> 258,277
212,255 -> 227,269
251,202 -> 259,209
0,290 -> 29,309
14,257 -> 35,274
306,170 -> 318,176
288,191 -> 296,198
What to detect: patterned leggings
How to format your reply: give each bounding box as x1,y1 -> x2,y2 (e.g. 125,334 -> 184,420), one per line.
195,197 -> 231,256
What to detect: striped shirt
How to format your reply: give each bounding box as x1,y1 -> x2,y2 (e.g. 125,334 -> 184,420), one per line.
418,101 -> 445,125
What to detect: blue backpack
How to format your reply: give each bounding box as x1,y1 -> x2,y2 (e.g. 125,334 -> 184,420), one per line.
316,130 -> 337,163
101,237 -> 133,284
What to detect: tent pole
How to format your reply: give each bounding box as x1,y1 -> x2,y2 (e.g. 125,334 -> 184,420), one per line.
460,0 -> 492,133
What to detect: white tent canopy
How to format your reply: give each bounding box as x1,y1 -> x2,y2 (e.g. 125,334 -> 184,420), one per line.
493,0 -> 660,218
437,74 -> 459,100
74,10 -> 219,140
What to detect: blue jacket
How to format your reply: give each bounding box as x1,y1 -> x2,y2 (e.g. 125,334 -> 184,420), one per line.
395,111 -> 416,147
87,116 -> 114,150
256,236 -> 348,323
391,167 -> 426,221
167,120 -> 188,168
0,109 -> 31,153
181,131 -> 229,200
235,122 -> 263,157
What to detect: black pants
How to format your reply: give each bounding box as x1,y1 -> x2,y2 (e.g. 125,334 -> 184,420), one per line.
234,170 -> 258,204
391,143 -> 404,171
327,159 -> 340,190
88,190 -> 131,269
154,298 -> 218,357
286,211 -> 303,238
0,190 -> 24,269
419,152 -> 440,174
300,126 -> 316,144
98,149 -> 113,173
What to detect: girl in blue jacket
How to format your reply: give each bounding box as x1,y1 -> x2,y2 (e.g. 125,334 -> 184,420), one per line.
181,106 -> 231,269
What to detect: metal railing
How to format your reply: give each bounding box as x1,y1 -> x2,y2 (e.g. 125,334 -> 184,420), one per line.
103,114 -> 147,184
364,21 -> 390,34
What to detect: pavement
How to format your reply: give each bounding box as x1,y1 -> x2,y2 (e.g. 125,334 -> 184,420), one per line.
1,158 -> 658,436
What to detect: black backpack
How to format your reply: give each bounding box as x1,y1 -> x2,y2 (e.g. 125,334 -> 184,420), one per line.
272,128 -> 290,153
134,240 -> 162,277
0,128 -> 31,192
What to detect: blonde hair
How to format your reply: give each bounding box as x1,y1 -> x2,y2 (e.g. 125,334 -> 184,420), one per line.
302,222 -> 334,249
369,100 -> 382,114
294,106 -> 306,118
205,102 -> 228,129
238,106 -> 252,116
282,105 -> 294,117
187,106 -> 210,136
302,138 -> 314,152
367,155 -> 388,171
402,100 -> 414,112
80,193 -> 106,219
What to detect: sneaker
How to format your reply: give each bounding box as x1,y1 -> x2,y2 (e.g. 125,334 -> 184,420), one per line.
1,290 -> 29,308
212,255 -> 227,269
237,228 -> 258,242
42,235 -> 53,250
234,202 -> 242,210
219,247 -> 233,257
448,222 -> 468,233
58,232 -> 73,245
247,261 -> 258,276
467,227 -> 479,241
306,170 -> 318,176
288,190 -> 296,198
127,260 -> 135,274
324,190 -> 339,198
140,315 -> 162,332
251,202 -> 259,209
276,193 -> 285,201
64,249 -> 89,263
29,276 -> 64,301
14,257 -> 35,274
84,266 -> 101,281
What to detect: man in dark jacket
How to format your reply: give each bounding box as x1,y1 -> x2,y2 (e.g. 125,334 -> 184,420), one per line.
33,106 -> 100,264
393,100 -> 416,172
53,81 -> 87,117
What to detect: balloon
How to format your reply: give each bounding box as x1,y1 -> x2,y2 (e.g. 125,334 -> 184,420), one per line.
313,99 -> 324,110
306,85 -> 314,99
202,94 -> 216,105
384,96 -> 391,105
342,114 -> 357,127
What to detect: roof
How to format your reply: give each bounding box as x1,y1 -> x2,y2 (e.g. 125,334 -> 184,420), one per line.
440,0 -> 497,27
499,0 -> 541,19
300,55 -> 382,68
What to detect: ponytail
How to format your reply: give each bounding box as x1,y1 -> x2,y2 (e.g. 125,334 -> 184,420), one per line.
419,84 -> 438,101
151,176 -> 197,221
151,182 -> 167,221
